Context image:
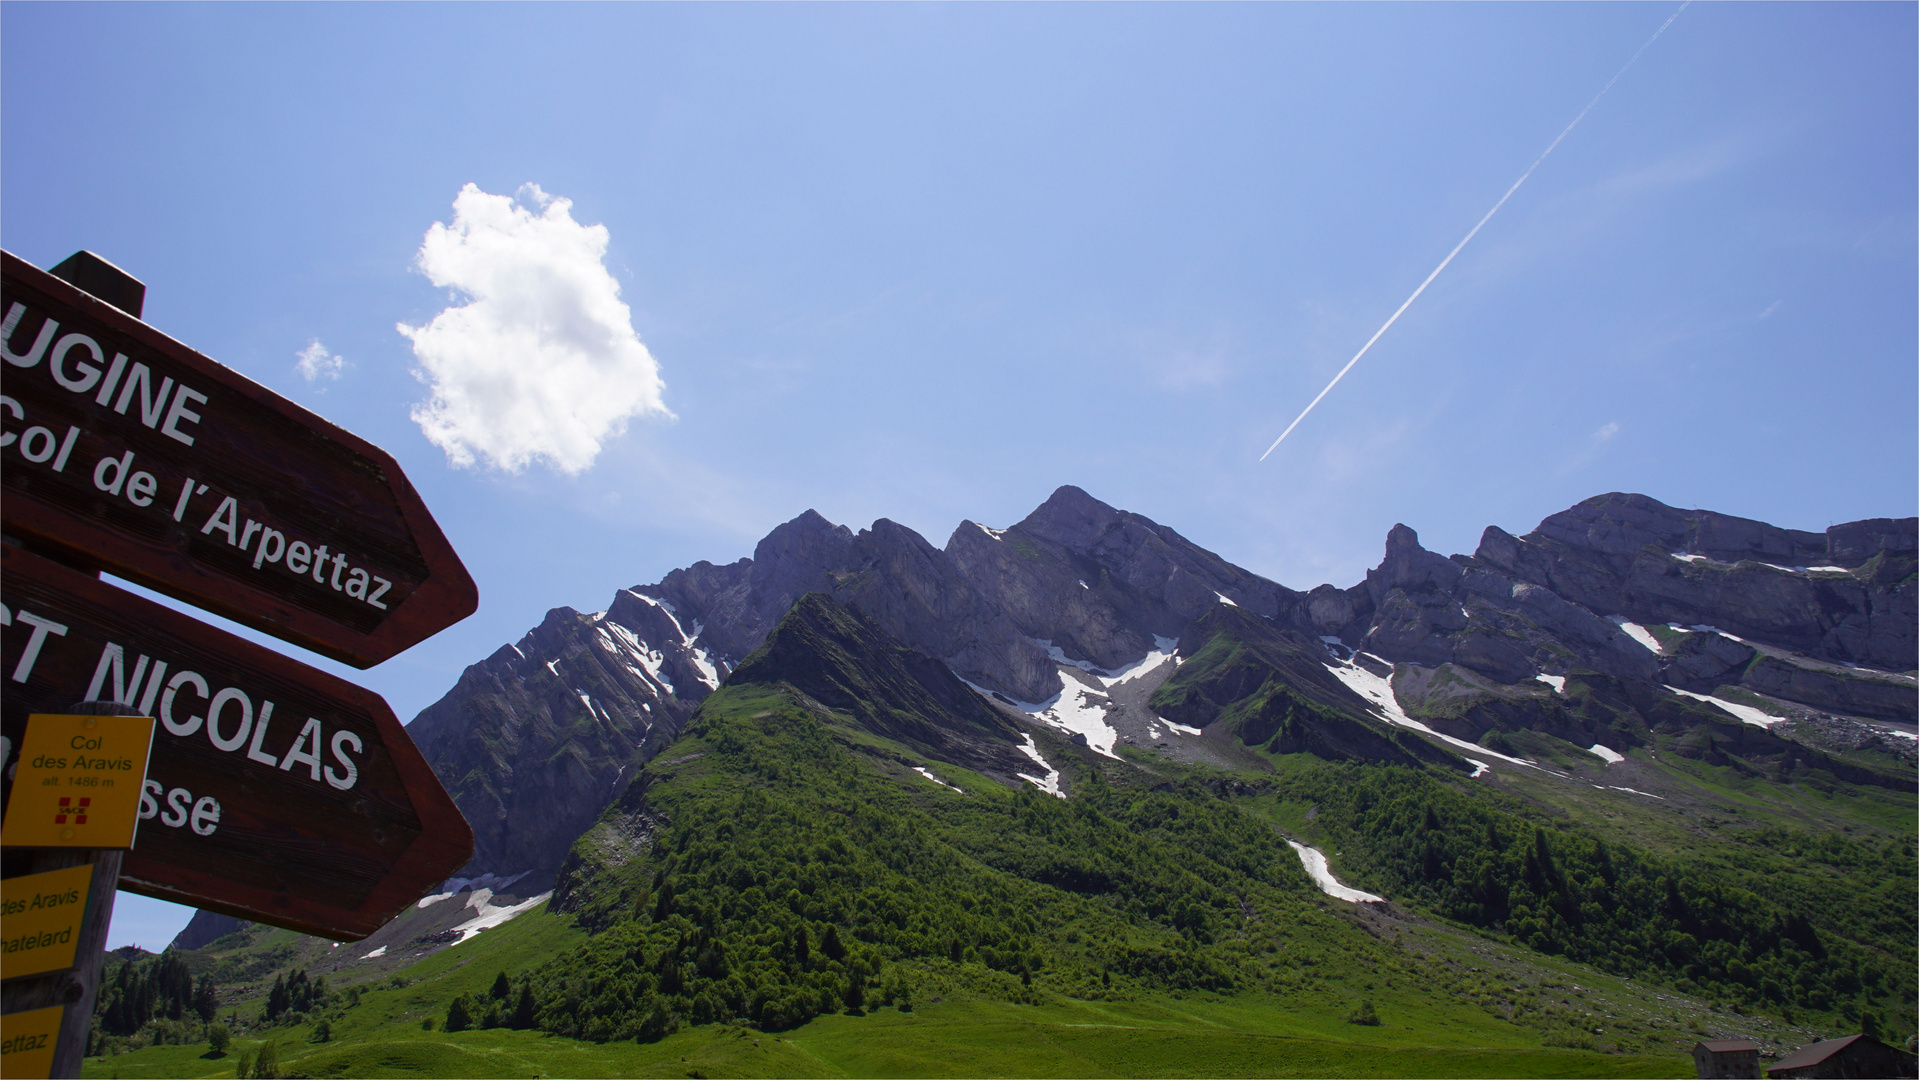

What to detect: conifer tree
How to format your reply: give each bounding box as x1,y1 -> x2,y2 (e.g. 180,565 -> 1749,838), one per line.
444,994 -> 473,1033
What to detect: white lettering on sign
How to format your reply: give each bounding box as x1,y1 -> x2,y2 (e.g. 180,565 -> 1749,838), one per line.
0,396 -> 82,472
2,303 -> 206,446
198,499 -> 392,612
66,637 -> 367,791
138,780 -> 222,837
0,604 -> 70,683
0,341 -> 400,617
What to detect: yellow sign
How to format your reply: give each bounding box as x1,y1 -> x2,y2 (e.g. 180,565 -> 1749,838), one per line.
0,865 -> 94,979
1,715 -> 154,849
0,1005 -> 62,1079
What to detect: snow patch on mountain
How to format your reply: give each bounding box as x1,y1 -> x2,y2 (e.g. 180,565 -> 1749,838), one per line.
1535,674 -> 1566,694
1022,676 -> 1121,758
1031,638 -> 1102,673
687,648 -> 721,691
1679,623 -> 1746,643
417,871 -> 534,909
1028,637 -> 1177,694
620,591 -> 722,690
1287,841 -> 1383,903
1606,616 -> 1663,653
1588,744 -> 1624,765
1664,686 -> 1783,728
1325,654 -> 1540,770
1095,637 -> 1179,688
600,622 -> 675,696
912,766 -> 962,792
1319,636 -> 1354,662
1015,733 -> 1063,798
445,888 -> 553,946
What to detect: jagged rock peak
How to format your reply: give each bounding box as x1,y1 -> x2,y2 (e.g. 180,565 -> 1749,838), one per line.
1016,485 -> 1124,548
1366,522 -> 1462,601
753,509 -> 855,570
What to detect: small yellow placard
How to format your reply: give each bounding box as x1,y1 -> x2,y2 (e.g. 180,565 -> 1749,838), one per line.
1,715 -> 154,849
0,865 -> 94,979
0,1005 -> 62,1079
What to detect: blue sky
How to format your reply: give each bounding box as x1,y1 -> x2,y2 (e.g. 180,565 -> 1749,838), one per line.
4,3 -> 1912,950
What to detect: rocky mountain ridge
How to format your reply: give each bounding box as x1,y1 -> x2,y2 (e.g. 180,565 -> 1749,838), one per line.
399,488 -> 1916,887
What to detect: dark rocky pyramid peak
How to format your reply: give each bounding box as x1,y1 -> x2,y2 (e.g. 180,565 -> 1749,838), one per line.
1474,524 -> 1523,569
866,516 -> 934,549
170,910 -> 248,951
752,509 -> 855,571
1015,485 -> 1125,548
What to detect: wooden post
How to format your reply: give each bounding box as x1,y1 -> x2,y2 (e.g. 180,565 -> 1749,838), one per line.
0,702 -> 138,1079
1,851 -> 121,1076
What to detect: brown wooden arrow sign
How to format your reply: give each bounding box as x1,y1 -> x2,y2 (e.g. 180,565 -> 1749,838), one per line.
0,250 -> 476,668
1,546 -> 474,940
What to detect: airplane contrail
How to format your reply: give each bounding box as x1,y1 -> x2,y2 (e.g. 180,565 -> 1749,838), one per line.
1259,3 -> 1690,462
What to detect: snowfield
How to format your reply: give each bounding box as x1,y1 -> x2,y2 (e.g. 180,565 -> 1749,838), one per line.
1664,686 -> 1783,728
1005,638 -> 1185,758
1287,841 -> 1384,903
1323,654 -> 1540,770
1010,676 -> 1122,759
1606,616 -> 1663,653
1015,733 -> 1064,798
443,888 -> 553,946
912,766 -> 961,792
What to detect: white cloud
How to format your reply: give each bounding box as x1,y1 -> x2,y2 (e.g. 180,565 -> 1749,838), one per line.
1595,420 -> 1619,441
295,340 -> 345,384
399,183 -> 672,475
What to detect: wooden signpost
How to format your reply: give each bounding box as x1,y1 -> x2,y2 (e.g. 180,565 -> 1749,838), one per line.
1,250 -> 479,1077
1,546 -> 473,939
0,709 -> 155,1080
0,251 -> 476,668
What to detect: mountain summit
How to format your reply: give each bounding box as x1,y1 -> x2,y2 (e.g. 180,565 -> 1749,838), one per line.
396,487 -> 1913,889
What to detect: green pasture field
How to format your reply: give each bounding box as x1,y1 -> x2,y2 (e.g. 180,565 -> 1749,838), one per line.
81,893 -> 1694,1080
81,991 -> 1687,1079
